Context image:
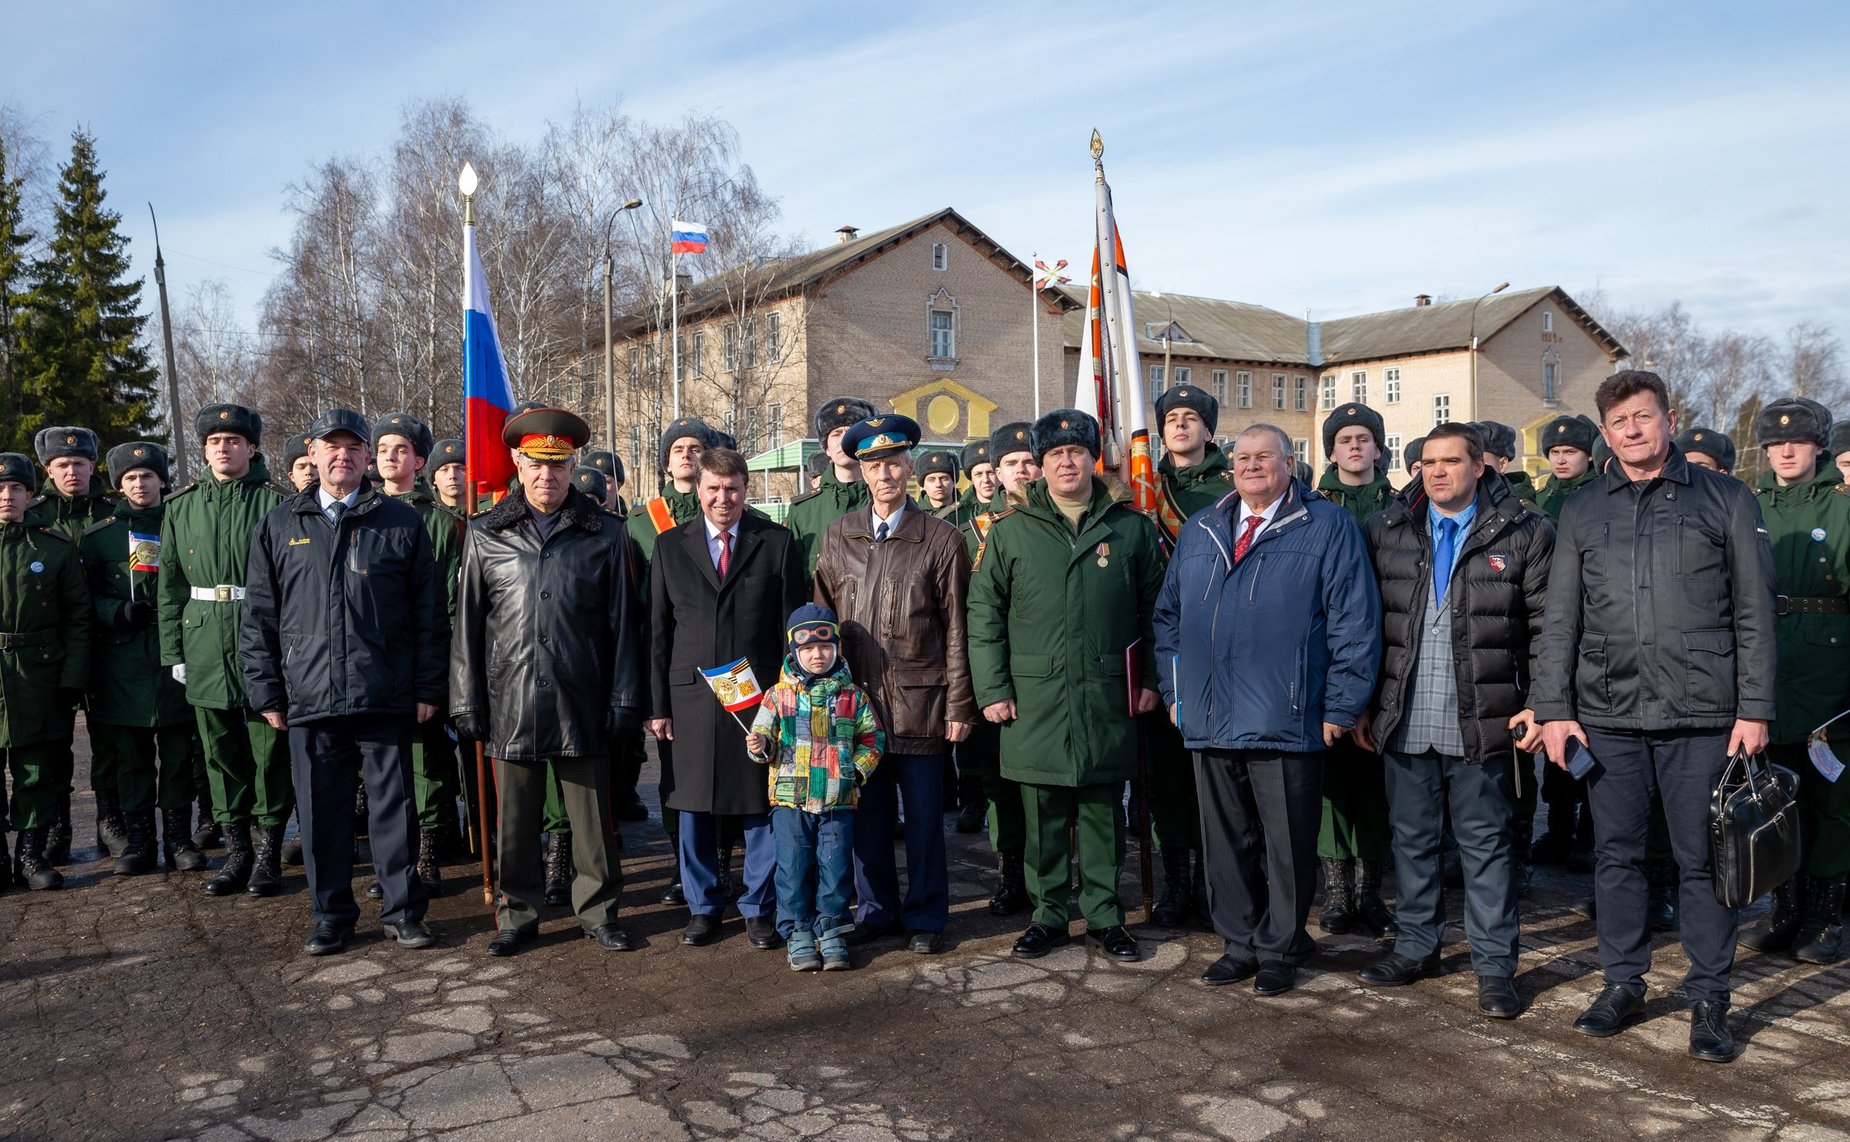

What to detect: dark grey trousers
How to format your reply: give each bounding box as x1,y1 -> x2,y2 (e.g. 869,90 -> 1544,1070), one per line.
1194,749 -> 1323,965
1383,749 -> 1520,976
291,714 -> 424,929
494,755 -> 621,933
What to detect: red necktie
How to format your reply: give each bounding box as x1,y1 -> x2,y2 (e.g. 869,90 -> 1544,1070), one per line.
1233,514 -> 1264,563
717,528 -> 732,579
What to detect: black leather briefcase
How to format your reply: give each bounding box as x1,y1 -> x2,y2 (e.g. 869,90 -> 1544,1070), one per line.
1709,751 -> 1802,909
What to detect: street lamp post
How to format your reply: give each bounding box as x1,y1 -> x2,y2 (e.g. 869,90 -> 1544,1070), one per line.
603,197 -> 644,457
1468,281 -> 1509,420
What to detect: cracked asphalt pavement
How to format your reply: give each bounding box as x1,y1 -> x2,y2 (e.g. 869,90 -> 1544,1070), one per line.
3,732 -> 1849,1140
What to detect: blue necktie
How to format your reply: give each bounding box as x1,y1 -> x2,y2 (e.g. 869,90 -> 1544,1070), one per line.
875,520 -> 889,543
1434,516 -> 1457,605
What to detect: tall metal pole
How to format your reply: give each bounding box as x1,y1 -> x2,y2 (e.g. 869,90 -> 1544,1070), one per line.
148,205 -> 187,484
1468,281 -> 1509,421
1031,251 -> 1041,419
670,248 -> 681,419
603,246 -> 615,449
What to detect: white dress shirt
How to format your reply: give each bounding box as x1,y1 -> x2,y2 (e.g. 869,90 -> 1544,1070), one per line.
704,517 -> 741,570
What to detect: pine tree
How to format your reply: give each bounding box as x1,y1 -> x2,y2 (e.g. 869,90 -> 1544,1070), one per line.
15,129 -> 160,451
0,132 -> 34,452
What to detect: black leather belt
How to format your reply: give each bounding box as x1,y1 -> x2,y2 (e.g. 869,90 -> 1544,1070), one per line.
1776,595 -> 1850,616
0,630 -> 54,651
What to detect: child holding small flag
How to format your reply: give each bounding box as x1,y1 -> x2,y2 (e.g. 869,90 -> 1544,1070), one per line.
746,604 -> 883,971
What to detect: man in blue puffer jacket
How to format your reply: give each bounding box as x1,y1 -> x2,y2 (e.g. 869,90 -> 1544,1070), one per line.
1154,423 -> 1381,996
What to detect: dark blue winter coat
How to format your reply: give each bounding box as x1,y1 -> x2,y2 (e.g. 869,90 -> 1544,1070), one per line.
1153,479 -> 1381,753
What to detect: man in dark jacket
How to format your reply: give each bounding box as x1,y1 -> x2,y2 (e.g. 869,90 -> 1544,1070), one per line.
1534,370 -> 1778,1064
1313,403 -> 1398,937
649,446 -> 805,949
815,415 -> 976,954
967,409 -> 1165,963
1738,398 -> 1850,963
243,409 -> 447,956
1153,424 -> 1381,996
451,409 -> 643,957
1358,423 -> 1552,1018
784,397 -> 875,584
81,442 -> 204,875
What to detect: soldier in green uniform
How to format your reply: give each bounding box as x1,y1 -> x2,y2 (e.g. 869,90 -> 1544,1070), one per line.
1148,385 -> 1230,928
1740,398 -> 1850,963
953,441 -> 997,529
25,426 -> 112,864
944,440 -> 999,834
585,451 -> 628,516
583,453 -> 649,823
967,409 -> 1165,962
430,439 -> 468,513
1312,404 -> 1397,935
1470,421 -> 1537,505
280,431 -> 318,494
81,442 -> 206,875
158,404 -> 292,896
784,397 -> 875,585
1677,427 -> 1737,477
1534,415 -> 1601,522
960,422 -> 1041,912
1,453 -> 92,889
1401,436 -> 1427,491
1833,422 -> 1850,484
375,412 -> 465,893
916,450 -> 960,515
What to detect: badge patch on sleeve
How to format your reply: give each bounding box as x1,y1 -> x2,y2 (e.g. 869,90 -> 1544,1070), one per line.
1487,554 -> 1507,573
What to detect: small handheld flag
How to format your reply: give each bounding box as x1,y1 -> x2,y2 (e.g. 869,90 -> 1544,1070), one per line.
128,531 -> 161,573
670,220 -> 709,256
700,657 -> 764,731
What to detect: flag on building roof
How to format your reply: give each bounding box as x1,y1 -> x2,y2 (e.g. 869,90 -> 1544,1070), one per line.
671,220 -> 709,256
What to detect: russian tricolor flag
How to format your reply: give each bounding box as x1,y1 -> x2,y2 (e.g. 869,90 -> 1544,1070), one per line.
463,210 -> 517,499
671,220 -> 709,256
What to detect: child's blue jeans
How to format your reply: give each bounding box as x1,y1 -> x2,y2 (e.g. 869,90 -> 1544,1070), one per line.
772,806 -> 855,938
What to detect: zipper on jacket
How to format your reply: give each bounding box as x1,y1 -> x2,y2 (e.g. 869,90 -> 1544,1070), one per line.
1247,552 -> 1267,604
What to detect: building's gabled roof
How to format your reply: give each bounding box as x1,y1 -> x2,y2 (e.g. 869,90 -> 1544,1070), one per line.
1057,288 -> 1312,366
1318,286 -> 1625,364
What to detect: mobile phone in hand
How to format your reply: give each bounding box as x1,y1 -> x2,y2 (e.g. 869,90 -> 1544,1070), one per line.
1563,736 -> 1597,780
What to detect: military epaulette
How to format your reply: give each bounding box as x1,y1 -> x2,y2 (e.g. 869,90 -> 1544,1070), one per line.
1834,483 -> 1850,499
80,517 -> 119,538
789,486 -> 825,507
165,483 -> 200,501
29,525 -> 74,545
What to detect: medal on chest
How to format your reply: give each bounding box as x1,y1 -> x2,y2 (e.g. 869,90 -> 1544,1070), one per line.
1095,541 -> 1110,568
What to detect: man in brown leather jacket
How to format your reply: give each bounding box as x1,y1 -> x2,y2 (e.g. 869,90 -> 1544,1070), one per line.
813,414 -> 977,954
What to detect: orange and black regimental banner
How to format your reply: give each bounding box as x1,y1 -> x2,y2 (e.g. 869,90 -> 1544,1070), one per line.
645,497 -> 676,536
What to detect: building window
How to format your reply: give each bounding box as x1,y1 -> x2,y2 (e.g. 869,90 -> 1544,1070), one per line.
1210,369 -> 1228,403
1293,438 -> 1309,464
1294,376 -> 1308,410
1543,352 -> 1560,402
1350,370 -> 1367,403
767,402 -> 783,449
627,346 -> 641,383
1321,374 -> 1336,411
1385,366 -> 1401,404
1385,433 -> 1403,472
690,331 -> 705,378
932,243 -> 949,271
1272,373 -> 1286,410
1542,310 -> 1553,333
929,310 -> 954,359
1433,393 -> 1450,426
765,314 -> 781,362
1173,365 -> 1192,389
1235,370 -> 1252,408
675,335 -> 686,383
723,325 -> 739,373
743,317 -> 758,369
1148,364 -> 1165,396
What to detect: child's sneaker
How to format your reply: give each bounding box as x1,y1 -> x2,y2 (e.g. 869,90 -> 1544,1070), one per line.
786,930 -> 821,972
819,924 -> 853,971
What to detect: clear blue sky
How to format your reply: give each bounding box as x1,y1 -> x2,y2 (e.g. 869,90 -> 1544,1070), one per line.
7,0 -> 1848,344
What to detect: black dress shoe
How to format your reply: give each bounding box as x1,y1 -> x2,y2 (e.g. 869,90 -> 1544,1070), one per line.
1201,953 -> 1261,986
303,922 -> 353,956
1359,951 -> 1441,986
383,919 -> 436,949
1087,925 -> 1140,961
588,923 -> 632,951
681,914 -> 721,946
1012,922 -> 1071,959
907,929 -> 943,955
1477,974 -> 1523,1019
1574,982 -> 1647,1037
366,880 -> 384,900
660,879 -> 686,906
1253,961 -> 1297,996
844,921 -> 898,947
745,915 -> 783,950
1688,1000 -> 1737,1063
486,927 -> 536,957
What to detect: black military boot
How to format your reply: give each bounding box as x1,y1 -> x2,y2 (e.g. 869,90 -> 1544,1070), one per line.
989,850 -> 1027,916
1319,858 -> 1355,934
955,773 -> 986,835
1510,829 -> 1535,899
162,807 -> 209,871
247,823 -> 285,896
112,811 -> 158,875
95,789 -> 130,858
1354,860 -> 1399,937
281,809 -> 304,866
204,822 -> 254,896
1792,877 -> 1846,965
353,782 -> 370,838
416,828 -> 444,895
1740,876 -> 1802,952
717,842 -> 737,900
16,828 -> 64,891
1151,846 -> 1192,927
44,794 -> 72,865
1645,858 -> 1680,933
544,831 -> 573,906
0,829 -> 10,892
192,801 -> 222,850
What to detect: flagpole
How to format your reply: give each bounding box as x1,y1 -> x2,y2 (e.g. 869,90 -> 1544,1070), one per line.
457,163 -> 496,911
1031,251 -> 1041,419
670,246 -> 681,419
